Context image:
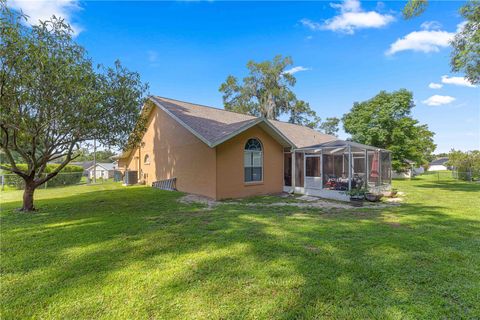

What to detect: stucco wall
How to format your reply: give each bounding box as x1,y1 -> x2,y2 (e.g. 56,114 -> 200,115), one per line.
215,125 -> 284,200
122,107 -> 217,198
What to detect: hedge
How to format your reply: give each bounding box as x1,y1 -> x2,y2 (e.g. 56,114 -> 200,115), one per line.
1,164 -> 84,189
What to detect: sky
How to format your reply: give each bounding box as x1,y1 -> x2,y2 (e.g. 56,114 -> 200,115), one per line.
8,0 -> 480,153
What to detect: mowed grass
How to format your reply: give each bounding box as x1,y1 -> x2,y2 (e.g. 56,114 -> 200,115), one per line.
1,175 -> 479,319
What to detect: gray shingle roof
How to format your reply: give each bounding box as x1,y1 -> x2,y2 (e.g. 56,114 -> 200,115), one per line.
152,96 -> 336,148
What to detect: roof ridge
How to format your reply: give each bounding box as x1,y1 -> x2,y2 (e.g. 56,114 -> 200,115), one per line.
154,96 -> 257,119
154,96 -> 335,139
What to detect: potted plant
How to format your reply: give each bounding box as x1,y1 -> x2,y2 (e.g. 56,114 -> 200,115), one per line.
346,188 -> 366,207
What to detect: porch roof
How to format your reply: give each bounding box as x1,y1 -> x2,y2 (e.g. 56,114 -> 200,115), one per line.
296,139 -> 390,152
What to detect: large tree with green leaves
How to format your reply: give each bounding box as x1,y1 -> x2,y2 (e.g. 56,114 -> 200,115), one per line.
0,3 -> 148,211
404,0 -> 479,84
219,55 -> 320,128
342,89 -> 436,172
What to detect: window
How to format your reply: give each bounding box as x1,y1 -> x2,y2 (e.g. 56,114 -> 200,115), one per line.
144,154 -> 150,164
244,138 -> 263,182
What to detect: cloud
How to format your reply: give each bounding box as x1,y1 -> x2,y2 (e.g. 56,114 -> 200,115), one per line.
385,21 -> 467,56
422,95 -> 456,106
284,66 -> 311,74
428,82 -> 443,89
441,75 -> 476,88
300,0 -> 394,34
300,19 -> 322,31
386,30 -> 454,55
325,0 -> 394,34
420,21 -> 442,30
7,0 -> 82,35
147,50 -> 161,67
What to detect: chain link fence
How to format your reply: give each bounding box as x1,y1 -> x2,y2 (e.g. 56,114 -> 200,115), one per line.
420,170 -> 480,182
1,171 -> 124,191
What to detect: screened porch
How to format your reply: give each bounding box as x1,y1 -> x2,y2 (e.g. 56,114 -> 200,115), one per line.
283,140 -> 392,201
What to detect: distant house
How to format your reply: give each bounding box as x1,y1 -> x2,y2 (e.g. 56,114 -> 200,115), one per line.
70,161 -> 94,176
429,158 -> 449,171
392,160 -> 424,179
86,163 -> 116,179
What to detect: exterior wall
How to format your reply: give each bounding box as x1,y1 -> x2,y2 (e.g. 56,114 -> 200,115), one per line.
429,165 -> 447,171
215,125 -> 284,200
121,107 -> 217,199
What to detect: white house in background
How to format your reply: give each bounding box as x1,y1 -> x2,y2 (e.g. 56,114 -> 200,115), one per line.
428,158 -> 449,171
86,163 -> 116,179
391,159 -> 425,179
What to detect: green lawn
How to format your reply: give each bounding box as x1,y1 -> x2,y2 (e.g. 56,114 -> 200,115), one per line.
1,175 -> 479,319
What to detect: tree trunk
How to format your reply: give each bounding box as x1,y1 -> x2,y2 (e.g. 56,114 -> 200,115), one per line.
22,181 -> 36,211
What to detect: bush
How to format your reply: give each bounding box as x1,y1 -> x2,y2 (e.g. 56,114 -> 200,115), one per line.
1,164 -> 83,189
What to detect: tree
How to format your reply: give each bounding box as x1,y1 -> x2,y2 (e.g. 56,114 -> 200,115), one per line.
404,0 -> 479,84
0,4 -> 148,211
447,149 -> 480,180
451,0 -> 480,84
219,55 -> 319,125
342,89 -> 436,172
319,117 -> 340,136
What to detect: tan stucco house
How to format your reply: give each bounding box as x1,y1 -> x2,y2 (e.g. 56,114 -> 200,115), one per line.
117,97 -> 392,201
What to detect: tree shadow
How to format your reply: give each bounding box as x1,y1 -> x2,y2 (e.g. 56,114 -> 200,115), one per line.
2,188 -> 479,318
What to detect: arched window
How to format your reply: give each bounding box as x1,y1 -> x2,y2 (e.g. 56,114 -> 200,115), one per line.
144,154 -> 150,164
244,138 -> 263,182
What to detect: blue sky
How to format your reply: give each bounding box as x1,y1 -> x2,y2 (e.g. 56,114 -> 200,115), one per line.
10,0 -> 480,152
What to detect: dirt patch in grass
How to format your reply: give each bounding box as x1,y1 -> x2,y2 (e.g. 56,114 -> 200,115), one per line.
179,193 -> 399,210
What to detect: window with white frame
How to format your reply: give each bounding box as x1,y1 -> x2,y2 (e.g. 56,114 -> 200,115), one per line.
244,138 -> 263,182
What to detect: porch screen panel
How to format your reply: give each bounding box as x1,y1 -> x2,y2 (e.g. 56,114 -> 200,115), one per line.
295,152 -> 304,187
381,151 -> 391,185
284,153 -> 292,186
305,156 -> 321,177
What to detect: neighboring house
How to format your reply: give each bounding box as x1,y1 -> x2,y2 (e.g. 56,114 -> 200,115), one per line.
429,158 -> 449,171
69,161 -> 94,176
117,97 -> 391,201
392,160 -> 424,179
86,163 -> 116,179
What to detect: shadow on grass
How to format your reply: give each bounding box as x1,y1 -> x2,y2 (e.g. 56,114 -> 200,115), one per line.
1,187 -> 479,318
414,180 -> 480,192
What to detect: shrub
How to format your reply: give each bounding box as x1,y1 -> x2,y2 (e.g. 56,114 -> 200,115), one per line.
1,164 -> 83,189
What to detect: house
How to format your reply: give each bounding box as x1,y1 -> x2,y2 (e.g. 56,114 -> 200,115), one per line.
70,161 -> 94,176
86,163 -> 116,179
429,157 -> 449,171
391,160 -> 424,179
117,97 -> 391,201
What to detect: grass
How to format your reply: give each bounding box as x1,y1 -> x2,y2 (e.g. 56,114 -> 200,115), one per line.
1,175 -> 479,319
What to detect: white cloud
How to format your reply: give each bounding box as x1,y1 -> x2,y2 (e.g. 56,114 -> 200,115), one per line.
420,21 -> 442,30
385,22 -> 467,56
300,19 -> 322,31
422,95 -> 456,106
284,66 -> 311,74
386,30 -> 454,55
300,0 -> 394,34
428,82 -> 443,89
7,0 -> 82,35
441,75 -> 476,88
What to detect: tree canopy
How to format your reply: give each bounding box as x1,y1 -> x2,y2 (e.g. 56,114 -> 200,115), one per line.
342,89 -> 436,172
451,0 -> 480,84
446,149 -> 480,180
0,3 -> 148,210
219,55 -> 321,128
